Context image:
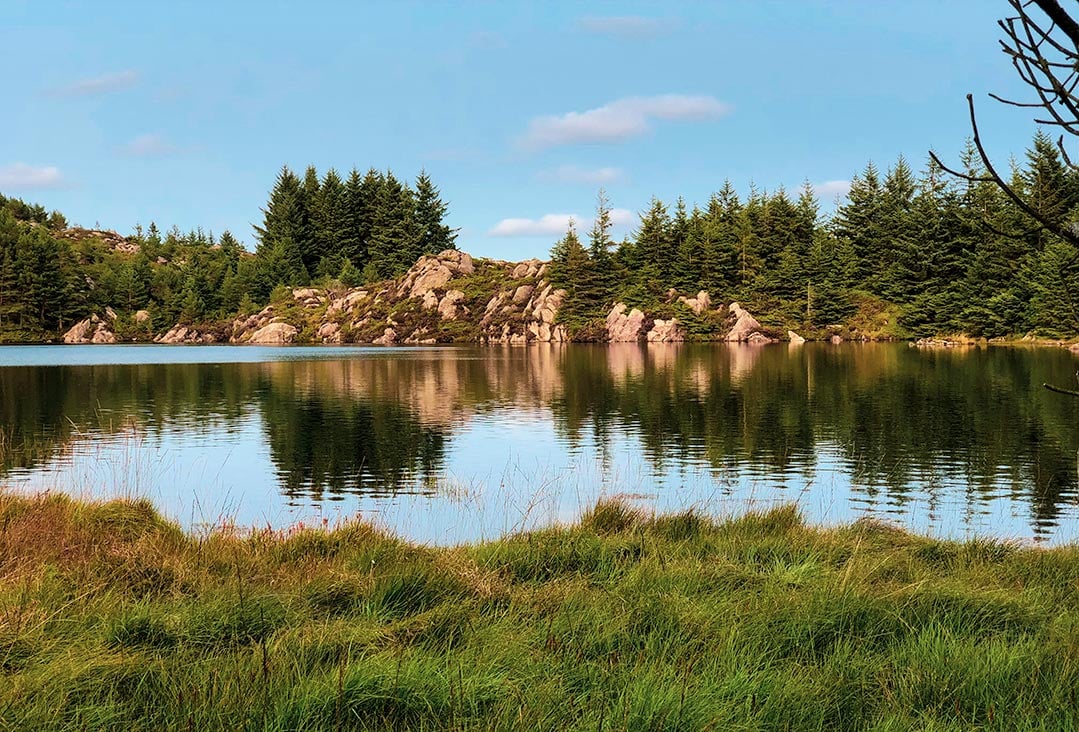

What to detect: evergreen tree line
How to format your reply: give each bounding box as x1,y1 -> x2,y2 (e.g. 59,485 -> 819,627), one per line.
550,131 -> 1079,338
0,166 -> 456,339
254,165 -> 457,295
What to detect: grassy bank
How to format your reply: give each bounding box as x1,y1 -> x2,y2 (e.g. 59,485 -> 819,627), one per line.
2,494 -> 1079,730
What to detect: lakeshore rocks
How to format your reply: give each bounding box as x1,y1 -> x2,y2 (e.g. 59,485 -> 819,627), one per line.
647,318 -> 683,342
747,332 -> 778,345
912,337 -> 972,348
373,327 -> 397,345
155,325 -> 217,344
317,322 -> 341,343
247,322 -> 298,344
606,303 -> 647,342
788,330 -> 806,344
63,313 -> 117,344
52,251 -> 832,347
725,302 -> 764,342
830,334 -> 844,344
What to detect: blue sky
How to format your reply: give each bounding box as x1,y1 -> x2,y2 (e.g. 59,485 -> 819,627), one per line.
0,1 -> 1043,260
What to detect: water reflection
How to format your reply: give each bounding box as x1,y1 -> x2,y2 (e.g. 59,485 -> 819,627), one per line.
0,344 -> 1077,542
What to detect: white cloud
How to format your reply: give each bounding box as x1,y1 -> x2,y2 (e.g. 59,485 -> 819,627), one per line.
540,165 -> 626,185
576,16 -> 676,38
489,214 -> 580,237
120,133 -> 178,157
0,163 -> 66,190
488,207 -> 636,237
51,70 -> 139,97
521,95 -> 730,149
812,180 -> 852,200
609,208 -> 635,227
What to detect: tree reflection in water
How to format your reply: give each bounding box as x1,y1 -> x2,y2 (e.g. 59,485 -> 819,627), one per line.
0,344 -> 1076,537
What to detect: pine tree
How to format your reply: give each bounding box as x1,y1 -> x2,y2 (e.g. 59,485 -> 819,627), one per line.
367,172 -> 421,278
833,162 -> 883,291
414,170 -> 457,255
314,169 -> 348,272
632,197 -> 674,292
341,168 -> 369,269
877,156 -> 917,301
255,166 -> 309,293
699,182 -> 741,296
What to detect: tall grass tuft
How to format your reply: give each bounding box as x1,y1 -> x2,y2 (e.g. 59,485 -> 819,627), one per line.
3,490 -> 1079,730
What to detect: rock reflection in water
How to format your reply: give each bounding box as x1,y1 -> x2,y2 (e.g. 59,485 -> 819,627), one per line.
0,343 -> 1077,541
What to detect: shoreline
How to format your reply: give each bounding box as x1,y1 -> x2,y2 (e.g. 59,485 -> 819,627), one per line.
1,336 -> 1078,350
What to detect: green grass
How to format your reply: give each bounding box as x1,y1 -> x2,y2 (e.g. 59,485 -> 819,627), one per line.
3,493 -> 1079,730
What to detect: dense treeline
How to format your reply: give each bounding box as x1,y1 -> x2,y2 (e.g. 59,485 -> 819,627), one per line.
255,166 -> 457,293
0,166 -> 456,341
3,136 -> 1079,341
550,132 -> 1079,338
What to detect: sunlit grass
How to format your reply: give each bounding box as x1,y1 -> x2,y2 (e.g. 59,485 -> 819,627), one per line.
2,491 -> 1079,730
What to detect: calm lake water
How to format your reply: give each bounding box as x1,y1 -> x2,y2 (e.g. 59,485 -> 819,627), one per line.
1,343 -> 1078,544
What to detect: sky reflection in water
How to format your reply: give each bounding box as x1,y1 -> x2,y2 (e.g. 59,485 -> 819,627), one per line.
1,343 -> 1077,545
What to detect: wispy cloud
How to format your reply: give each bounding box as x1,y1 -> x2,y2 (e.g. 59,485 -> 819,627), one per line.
520,95 -> 730,150
576,16 -> 678,38
539,165 -> 626,185
50,70 -> 139,97
0,163 -> 66,190
489,214 -> 579,237
812,180 -> 852,200
608,208 -> 635,227
488,208 -> 634,237
119,133 -> 178,157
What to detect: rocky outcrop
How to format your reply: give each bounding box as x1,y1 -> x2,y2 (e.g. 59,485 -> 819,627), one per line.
398,250 -> 474,299
479,280 -> 567,344
606,303 -> 647,342
326,290 -> 369,317
247,322 -> 298,344
292,288 -> 325,309
437,290 -> 466,320
646,318 -> 683,342
53,251 -> 821,347
155,325 -> 217,344
63,312 -> 117,344
788,330 -> 806,344
60,227 -> 138,254
724,302 -> 763,342
677,290 -> 711,315
510,259 -> 545,279
317,322 -> 341,343
373,327 -> 397,345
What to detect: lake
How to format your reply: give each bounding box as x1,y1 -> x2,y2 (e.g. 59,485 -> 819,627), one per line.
1,343 -> 1077,544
